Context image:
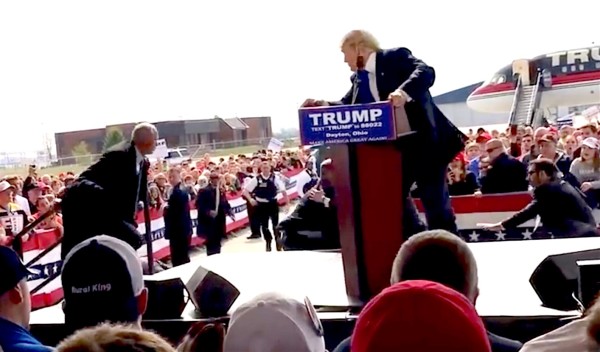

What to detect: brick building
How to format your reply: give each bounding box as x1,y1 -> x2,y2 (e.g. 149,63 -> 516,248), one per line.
55,116 -> 272,159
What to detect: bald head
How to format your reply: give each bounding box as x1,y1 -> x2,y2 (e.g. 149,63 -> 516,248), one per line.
131,123 -> 158,155
485,139 -> 505,160
534,127 -> 549,141
486,139 -> 503,150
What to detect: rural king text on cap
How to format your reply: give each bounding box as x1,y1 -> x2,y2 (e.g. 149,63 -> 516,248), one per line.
307,107 -> 383,127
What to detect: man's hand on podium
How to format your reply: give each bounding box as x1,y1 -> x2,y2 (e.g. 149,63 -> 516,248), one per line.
388,90 -> 409,107
302,99 -> 329,107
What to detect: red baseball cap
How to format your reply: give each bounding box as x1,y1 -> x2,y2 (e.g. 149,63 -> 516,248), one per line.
351,280 -> 491,352
475,133 -> 492,144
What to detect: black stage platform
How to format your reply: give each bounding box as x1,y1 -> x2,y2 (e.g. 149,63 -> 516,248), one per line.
30,237 -> 600,348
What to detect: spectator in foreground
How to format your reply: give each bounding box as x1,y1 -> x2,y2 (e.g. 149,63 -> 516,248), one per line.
56,324 -> 175,352
223,291 -> 326,352
520,293 -> 600,351
334,230 -> 521,352
0,246 -> 53,352
61,235 -> 148,332
176,322 -> 226,352
350,280 -> 491,352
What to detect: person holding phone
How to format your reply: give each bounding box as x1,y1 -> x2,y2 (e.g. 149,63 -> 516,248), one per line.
447,154 -> 479,196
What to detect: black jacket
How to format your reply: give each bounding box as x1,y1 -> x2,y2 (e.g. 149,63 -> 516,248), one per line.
480,153 -> 529,194
195,185 -> 232,238
164,183 -> 192,240
502,180 -> 596,231
60,142 -> 147,258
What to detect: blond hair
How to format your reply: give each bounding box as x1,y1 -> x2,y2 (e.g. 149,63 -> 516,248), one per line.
340,30 -> 381,51
56,324 -> 176,352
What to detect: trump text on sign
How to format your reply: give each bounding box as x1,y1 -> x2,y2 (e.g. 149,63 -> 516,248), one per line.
299,102 -> 396,145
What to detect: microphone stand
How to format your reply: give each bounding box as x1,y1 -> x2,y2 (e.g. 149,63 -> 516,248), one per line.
142,162 -> 154,275
12,201 -> 60,260
351,55 -> 365,105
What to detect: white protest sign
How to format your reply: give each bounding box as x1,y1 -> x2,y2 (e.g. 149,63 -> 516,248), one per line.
267,138 -> 284,152
153,139 -> 168,159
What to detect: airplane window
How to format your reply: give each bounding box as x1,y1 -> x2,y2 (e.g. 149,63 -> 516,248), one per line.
484,74 -> 506,85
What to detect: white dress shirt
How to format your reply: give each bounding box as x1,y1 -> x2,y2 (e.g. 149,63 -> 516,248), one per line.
364,52 -> 380,101
14,195 -> 31,216
364,52 -> 412,102
135,147 -> 144,174
244,173 -> 286,203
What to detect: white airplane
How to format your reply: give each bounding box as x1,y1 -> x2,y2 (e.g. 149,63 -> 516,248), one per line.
467,46 -> 600,113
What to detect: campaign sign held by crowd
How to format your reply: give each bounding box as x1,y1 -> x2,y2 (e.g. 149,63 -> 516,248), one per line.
299,102 -> 396,145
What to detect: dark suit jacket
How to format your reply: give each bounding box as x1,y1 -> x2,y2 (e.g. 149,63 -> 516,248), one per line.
333,47 -> 467,165
164,183 -> 192,240
78,141 -> 148,225
61,141 -> 147,258
502,180 -> 596,231
195,185 -> 232,238
480,153 -> 529,194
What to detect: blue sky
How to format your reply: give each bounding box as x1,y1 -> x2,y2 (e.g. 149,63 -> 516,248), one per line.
1,0 -> 599,152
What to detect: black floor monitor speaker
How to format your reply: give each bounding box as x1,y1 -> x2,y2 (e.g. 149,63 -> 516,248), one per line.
143,277 -> 187,320
530,249 -> 600,311
578,259 -> 600,310
186,265 -> 240,318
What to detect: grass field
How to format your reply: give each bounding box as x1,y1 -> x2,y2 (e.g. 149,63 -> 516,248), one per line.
1,144 -> 271,177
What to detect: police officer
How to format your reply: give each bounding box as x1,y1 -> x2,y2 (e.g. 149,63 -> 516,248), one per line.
244,162 -> 261,240
243,161 -> 289,251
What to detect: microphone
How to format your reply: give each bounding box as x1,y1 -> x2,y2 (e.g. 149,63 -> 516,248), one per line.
351,55 -> 366,104
356,55 -> 365,70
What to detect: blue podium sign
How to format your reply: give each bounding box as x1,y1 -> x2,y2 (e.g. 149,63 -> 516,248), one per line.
299,102 -> 397,146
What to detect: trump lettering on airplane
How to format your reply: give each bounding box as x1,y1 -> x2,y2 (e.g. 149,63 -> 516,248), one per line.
307,108 -> 383,126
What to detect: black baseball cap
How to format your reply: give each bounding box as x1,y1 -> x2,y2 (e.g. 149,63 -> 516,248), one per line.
0,246 -> 33,295
61,236 -> 144,330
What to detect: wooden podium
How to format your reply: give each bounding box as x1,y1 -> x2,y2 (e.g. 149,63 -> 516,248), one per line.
299,102 -> 412,303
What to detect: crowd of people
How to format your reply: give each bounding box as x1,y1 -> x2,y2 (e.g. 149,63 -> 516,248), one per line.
443,121 -> 600,238
449,122 -> 600,201
0,144 -> 311,255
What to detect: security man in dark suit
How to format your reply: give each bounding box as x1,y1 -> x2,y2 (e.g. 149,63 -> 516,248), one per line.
196,171 -> 234,256
280,159 -> 340,251
164,166 -> 192,266
480,139 -> 529,194
60,122 -> 158,259
303,30 -> 467,238
484,158 -> 598,238
243,161 -> 289,251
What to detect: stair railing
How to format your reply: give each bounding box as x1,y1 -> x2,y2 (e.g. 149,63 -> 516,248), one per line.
508,76 -> 523,126
527,70 -> 545,127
